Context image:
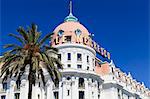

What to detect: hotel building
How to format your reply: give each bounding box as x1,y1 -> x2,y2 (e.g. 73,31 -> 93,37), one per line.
0,1 -> 150,99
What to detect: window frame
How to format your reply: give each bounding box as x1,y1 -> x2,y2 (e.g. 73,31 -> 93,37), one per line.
67,53 -> 71,61
77,53 -> 82,61
77,64 -> 82,69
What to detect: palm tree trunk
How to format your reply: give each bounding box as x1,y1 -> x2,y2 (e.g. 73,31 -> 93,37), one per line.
28,55 -> 33,99
28,73 -> 33,99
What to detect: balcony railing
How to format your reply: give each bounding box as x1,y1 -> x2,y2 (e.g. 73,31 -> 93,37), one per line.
78,84 -> 85,89
77,58 -> 82,61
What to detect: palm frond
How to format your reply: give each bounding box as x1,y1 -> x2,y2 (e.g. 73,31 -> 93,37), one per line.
3,44 -> 21,49
38,33 -> 54,46
2,70 -> 10,83
1,56 -> 22,77
8,33 -> 25,45
3,48 -> 22,56
39,69 -> 46,86
34,32 -> 41,44
51,57 -> 63,69
17,65 -> 26,81
9,64 -> 19,78
44,45 -> 58,52
17,26 -> 29,42
31,23 -> 38,33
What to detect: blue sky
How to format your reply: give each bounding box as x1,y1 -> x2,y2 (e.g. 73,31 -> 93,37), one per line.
0,0 -> 149,88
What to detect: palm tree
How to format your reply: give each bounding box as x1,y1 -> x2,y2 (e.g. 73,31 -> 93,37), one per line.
0,24 -> 63,99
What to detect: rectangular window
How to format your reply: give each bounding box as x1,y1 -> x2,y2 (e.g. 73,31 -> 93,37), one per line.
54,92 -> 59,99
38,74 -> 40,79
98,94 -> 100,99
87,66 -> 89,70
58,54 -> 61,61
15,93 -> 20,99
79,91 -> 84,99
1,95 -> 6,99
77,64 -> 82,69
16,80 -> 21,89
77,53 -> 82,61
67,90 -> 70,96
92,58 -> 95,66
2,82 -> 7,91
38,94 -> 40,99
38,82 -> 40,87
65,36 -> 72,42
67,64 -> 71,68
87,56 -> 89,63
128,96 -> 130,99
54,81 -> 59,88
67,53 -> 71,60
111,67 -> 114,74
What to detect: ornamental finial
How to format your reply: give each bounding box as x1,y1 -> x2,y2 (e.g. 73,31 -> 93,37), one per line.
69,0 -> 73,15
64,0 -> 78,22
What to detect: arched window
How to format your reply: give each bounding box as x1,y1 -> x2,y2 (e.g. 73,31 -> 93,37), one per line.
16,80 -> 21,89
87,55 -> 89,63
58,30 -> 64,37
75,29 -> 82,36
79,78 -> 85,88
67,77 -> 71,80
54,80 -> 59,88
38,94 -> 40,99
2,82 -> 7,91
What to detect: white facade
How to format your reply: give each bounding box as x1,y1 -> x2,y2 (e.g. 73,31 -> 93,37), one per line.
0,41 -> 150,99
0,2 -> 150,99
0,43 -> 104,99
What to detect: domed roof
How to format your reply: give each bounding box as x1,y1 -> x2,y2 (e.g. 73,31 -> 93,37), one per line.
53,21 -> 90,36
53,0 -> 90,36
51,1 -> 91,47
51,21 -> 91,47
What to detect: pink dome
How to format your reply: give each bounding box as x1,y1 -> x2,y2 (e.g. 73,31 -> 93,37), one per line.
53,21 -> 90,36
51,21 -> 91,46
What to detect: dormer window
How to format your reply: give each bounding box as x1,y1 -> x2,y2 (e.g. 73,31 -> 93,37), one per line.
58,30 -> 64,37
75,29 -> 82,36
65,36 -> 72,42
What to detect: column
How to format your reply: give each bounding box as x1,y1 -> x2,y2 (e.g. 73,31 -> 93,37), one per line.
84,78 -> 89,99
46,80 -> 53,99
41,87 -> 46,99
71,77 -> 79,99
20,79 -> 28,99
94,81 -> 98,99
62,77 -> 66,99
59,81 -> 63,99
8,80 -> 15,99
88,78 -> 92,99
32,84 -> 37,99
100,87 -> 118,99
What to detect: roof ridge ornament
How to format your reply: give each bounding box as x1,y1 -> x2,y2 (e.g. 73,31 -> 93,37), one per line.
69,0 -> 73,16
64,0 -> 78,22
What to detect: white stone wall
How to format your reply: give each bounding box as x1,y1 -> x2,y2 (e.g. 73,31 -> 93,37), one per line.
55,43 -> 96,71
0,43 -> 149,99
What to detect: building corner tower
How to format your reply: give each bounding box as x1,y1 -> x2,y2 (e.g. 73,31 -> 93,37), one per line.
50,1 -> 104,99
